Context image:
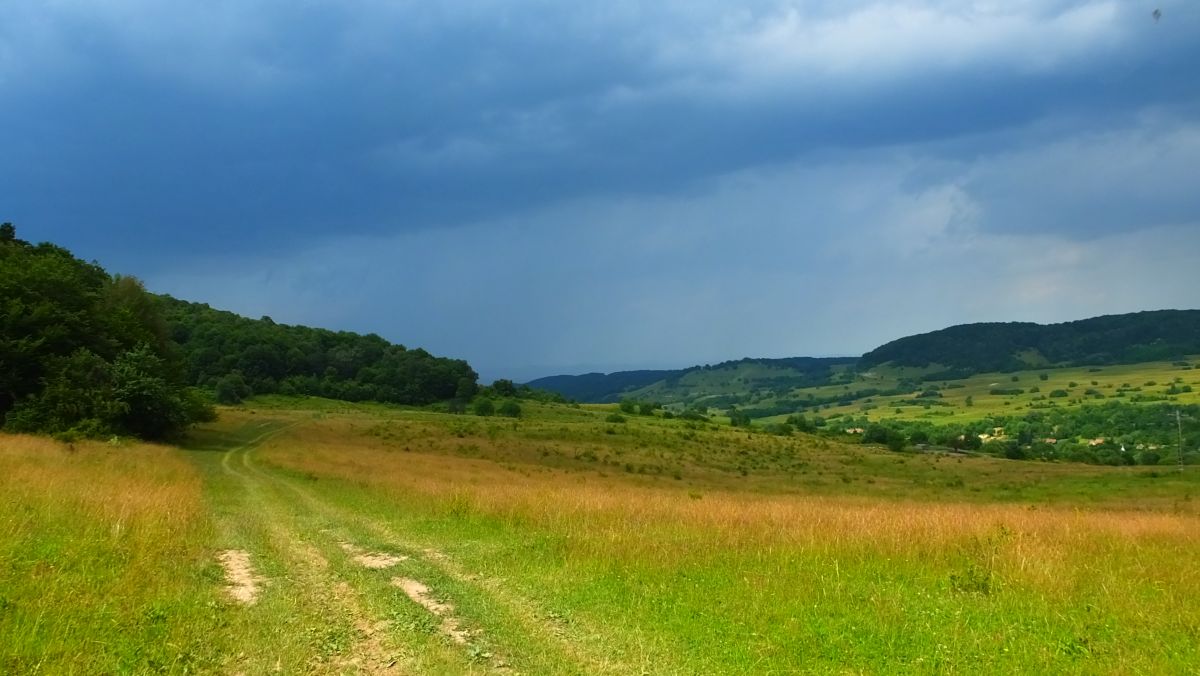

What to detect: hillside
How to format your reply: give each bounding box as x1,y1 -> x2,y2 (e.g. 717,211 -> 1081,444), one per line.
523,369 -> 674,403
526,357 -> 855,404
530,311 -> 1200,407
0,224 -> 478,439
160,297 -> 477,405
860,310 -> 1200,373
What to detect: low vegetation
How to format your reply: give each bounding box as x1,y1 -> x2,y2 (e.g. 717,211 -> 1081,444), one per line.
6,398 -> 1199,672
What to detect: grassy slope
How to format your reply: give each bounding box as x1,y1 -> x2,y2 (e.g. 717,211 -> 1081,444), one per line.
610,358 -> 1200,436
809,358 -> 1200,424
626,361 -> 856,406
4,397 -> 1200,673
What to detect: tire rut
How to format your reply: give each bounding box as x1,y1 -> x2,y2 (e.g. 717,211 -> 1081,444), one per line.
217,423 -> 413,674
238,428 -> 636,675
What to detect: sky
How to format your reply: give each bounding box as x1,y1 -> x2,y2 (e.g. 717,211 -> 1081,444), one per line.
4,1 -> 1199,382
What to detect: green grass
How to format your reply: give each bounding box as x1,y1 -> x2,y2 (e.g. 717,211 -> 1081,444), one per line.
250,402 -> 1200,673
4,398 -> 1200,673
761,357 -> 1200,424
0,435 -> 226,673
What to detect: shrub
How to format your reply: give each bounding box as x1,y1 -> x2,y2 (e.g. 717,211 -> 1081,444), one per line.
215,372 -> 252,404
472,398 -> 495,416
765,423 -> 794,436
497,400 -> 522,418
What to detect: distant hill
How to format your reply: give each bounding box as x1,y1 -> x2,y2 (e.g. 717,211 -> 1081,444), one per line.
523,370 -> 675,403
860,310 -> 1200,374
527,357 -> 856,404
529,310 -> 1200,405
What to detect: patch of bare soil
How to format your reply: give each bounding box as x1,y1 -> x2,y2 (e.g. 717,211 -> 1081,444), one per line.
340,541 -> 408,569
392,577 -> 473,645
218,549 -> 262,605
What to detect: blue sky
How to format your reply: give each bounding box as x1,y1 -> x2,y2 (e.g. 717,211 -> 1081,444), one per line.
4,1 -> 1199,381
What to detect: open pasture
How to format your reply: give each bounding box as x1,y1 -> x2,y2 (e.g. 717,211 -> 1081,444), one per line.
777,358 -> 1200,424
4,398 -> 1200,673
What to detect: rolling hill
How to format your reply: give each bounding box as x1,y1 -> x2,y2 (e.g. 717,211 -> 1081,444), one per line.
860,309 -> 1200,373
528,310 -> 1200,405
526,357 -> 856,404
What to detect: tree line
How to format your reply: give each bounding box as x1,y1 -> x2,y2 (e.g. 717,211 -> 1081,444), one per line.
0,224 -> 213,439
160,297 -> 477,406
1,224 -> 479,440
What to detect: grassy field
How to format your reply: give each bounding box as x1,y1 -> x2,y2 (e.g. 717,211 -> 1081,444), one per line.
4,396 -> 1200,673
751,358 -> 1200,425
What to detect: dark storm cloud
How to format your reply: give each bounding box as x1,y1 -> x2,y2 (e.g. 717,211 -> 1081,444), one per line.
4,1 -> 1200,377
5,1 -> 1198,261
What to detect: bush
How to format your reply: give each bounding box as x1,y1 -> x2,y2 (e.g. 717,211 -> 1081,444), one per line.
637,401 -> 660,416
1137,450 -> 1161,466
214,372 -> 252,404
728,409 -> 752,427
605,413 -> 626,423
765,422 -> 793,436
1049,389 -> 1070,398
472,398 -> 495,416
497,400 -> 522,418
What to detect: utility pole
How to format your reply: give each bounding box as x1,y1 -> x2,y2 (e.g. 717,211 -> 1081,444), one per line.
1178,409 -> 1186,473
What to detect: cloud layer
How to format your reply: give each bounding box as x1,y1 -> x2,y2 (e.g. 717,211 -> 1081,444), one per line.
3,1 -> 1198,379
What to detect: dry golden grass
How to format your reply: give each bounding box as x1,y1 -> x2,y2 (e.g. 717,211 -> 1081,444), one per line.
0,433 -> 203,527
0,432 -> 217,673
256,413 -> 1200,605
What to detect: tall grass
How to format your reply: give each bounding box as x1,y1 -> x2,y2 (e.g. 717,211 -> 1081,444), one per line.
0,433 -> 222,673
252,406 -> 1200,673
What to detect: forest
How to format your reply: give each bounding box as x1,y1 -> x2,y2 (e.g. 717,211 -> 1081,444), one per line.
161,297 -> 477,406
859,311 -> 1200,374
0,225 -> 477,440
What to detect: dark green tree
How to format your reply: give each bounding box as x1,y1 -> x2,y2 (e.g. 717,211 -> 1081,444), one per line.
473,398 -> 495,416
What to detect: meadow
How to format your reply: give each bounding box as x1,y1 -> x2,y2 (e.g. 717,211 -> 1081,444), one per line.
3,396 -> 1200,673
763,358 -> 1200,424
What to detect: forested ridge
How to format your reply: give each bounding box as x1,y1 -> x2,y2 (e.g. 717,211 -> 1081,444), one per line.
0,224 -> 211,439
860,310 -> 1200,373
0,225 -> 477,439
527,356 -> 856,403
533,313 -> 1200,403
161,297 -> 477,405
